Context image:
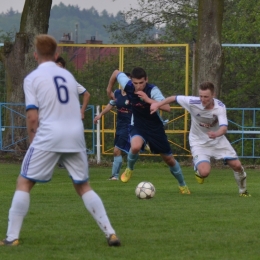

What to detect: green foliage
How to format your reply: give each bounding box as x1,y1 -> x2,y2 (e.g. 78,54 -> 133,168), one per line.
105,0 -> 198,44
59,45 -> 188,106
221,0 -> 260,107
1,163 -> 260,259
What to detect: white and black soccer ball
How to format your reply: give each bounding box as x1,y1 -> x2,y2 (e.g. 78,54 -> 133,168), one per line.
135,181 -> 155,199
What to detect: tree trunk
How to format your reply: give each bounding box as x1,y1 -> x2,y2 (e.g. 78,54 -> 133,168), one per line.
194,0 -> 224,97
1,0 -> 52,152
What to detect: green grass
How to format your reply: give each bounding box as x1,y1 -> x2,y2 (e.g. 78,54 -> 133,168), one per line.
1,162 -> 260,260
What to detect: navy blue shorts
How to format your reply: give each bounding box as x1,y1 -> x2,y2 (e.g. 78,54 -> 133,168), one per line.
114,131 -> 131,154
130,126 -> 172,155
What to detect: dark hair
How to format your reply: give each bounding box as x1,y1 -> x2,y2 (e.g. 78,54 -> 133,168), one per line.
131,67 -> 147,79
55,56 -> 66,68
199,81 -> 215,94
124,72 -> 131,78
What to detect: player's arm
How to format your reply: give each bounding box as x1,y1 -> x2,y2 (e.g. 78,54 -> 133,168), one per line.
207,107 -> 228,139
26,109 -> 39,144
80,91 -> 90,120
107,70 -> 120,99
207,126 -> 228,139
135,91 -> 169,111
150,96 -> 177,114
77,82 -> 90,119
94,103 -> 113,124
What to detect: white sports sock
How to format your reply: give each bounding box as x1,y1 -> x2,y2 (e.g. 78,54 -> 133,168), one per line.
82,190 -> 115,238
233,167 -> 247,193
7,190 -> 30,241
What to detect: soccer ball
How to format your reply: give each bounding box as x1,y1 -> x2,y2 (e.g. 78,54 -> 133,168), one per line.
135,181 -> 155,199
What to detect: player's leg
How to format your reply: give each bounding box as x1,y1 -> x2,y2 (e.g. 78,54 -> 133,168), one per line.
161,154 -> 190,194
121,134 -> 144,183
66,151 -> 120,246
191,146 -> 211,184
109,147 -> 122,180
226,159 -> 250,197
110,132 -> 130,180
194,161 -> 211,184
73,182 -> 120,246
1,148 -> 58,246
0,176 -> 34,246
214,138 -> 250,196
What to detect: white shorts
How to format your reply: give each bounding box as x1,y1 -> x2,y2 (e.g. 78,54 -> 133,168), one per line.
21,147 -> 89,183
191,137 -> 238,167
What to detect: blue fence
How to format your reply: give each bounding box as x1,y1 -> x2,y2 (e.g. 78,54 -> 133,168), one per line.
1,103 -> 260,158
226,108 -> 260,158
0,103 -> 95,154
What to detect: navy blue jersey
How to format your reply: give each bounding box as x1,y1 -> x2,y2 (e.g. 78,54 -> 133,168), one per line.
124,82 -> 163,130
110,89 -> 132,134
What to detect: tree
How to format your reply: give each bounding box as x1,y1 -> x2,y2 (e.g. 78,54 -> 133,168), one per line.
108,0 -> 224,96
0,0 -> 52,151
106,0 -> 198,44
193,0 -> 224,96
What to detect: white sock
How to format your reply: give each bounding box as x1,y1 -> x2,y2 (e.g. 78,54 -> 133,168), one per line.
82,190 -> 115,238
6,190 -> 30,241
233,167 -> 247,193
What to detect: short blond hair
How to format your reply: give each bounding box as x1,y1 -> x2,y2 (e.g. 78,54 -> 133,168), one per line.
34,34 -> 57,58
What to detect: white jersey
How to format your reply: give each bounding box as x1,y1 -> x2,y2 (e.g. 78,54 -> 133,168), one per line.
176,95 -> 229,147
77,82 -> 87,95
24,61 -> 86,152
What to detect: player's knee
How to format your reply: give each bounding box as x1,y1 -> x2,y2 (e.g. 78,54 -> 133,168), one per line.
227,160 -> 242,172
131,145 -> 141,154
197,169 -> 210,177
232,163 -> 243,172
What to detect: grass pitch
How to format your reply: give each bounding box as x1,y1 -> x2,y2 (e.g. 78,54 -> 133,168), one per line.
0,162 -> 260,260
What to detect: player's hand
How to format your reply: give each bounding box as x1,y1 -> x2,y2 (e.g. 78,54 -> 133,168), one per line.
107,89 -> 115,100
207,131 -> 217,139
135,91 -> 149,102
150,103 -> 159,114
94,115 -> 101,124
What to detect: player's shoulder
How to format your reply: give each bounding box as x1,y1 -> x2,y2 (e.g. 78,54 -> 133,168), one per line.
214,98 -> 226,108
177,95 -> 200,104
147,83 -> 157,89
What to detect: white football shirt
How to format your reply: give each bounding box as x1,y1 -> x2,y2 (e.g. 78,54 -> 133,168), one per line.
24,61 -> 86,152
77,82 -> 87,95
176,95 -> 228,146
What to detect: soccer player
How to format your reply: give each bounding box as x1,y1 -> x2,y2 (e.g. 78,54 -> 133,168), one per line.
55,56 -> 91,169
150,81 -> 250,197
55,56 -> 90,120
94,73 -> 132,180
0,34 -> 120,246
106,67 -> 190,194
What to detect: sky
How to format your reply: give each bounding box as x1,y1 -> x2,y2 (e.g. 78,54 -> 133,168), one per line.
0,0 -> 139,15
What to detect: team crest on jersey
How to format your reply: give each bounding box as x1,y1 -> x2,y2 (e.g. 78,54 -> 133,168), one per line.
199,114 -> 218,128
125,100 -> 129,105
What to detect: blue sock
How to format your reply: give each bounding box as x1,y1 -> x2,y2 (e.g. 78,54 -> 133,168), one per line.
112,156 -> 122,178
169,160 -> 186,186
127,150 -> 139,170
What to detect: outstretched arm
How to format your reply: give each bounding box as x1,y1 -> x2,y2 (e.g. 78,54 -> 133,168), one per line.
94,103 -> 113,124
136,91 -> 171,112
150,96 -> 177,114
80,91 -> 90,119
107,70 -> 120,99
